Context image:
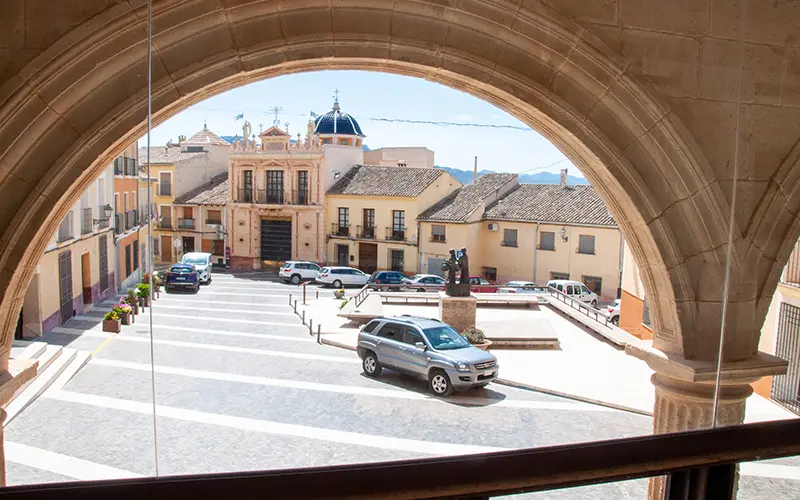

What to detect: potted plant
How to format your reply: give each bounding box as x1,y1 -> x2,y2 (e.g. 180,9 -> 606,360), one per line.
333,288 -> 346,299
136,283 -> 151,307
103,310 -> 121,333
462,326 -> 492,351
126,289 -> 139,315
118,303 -> 132,325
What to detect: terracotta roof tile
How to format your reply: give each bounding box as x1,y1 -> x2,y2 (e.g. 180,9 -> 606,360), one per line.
173,173 -> 229,205
185,127 -> 230,146
138,146 -> 207,164
327,165 -> 446,197
418,173 -> 517,221
484,184 -> 617,226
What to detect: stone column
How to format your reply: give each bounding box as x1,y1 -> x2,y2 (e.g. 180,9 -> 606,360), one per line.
625,345 -> 788,500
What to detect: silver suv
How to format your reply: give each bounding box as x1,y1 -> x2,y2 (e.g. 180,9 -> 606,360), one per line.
357,316 -> 499,397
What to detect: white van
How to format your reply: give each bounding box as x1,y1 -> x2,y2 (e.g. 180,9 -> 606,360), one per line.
546,279 -> 598,308
181,252 -> 212,284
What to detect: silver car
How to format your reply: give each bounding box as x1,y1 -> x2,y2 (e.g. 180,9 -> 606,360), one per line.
357,316 -> 499,397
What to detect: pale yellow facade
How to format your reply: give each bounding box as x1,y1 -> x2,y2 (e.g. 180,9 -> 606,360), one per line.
419,220 -> 622,299
326,171 -> 461,274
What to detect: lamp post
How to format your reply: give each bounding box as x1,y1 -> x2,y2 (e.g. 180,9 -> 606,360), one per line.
93,204 -> 114,226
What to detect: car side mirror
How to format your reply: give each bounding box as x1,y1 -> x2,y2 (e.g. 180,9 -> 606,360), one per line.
415,342 -> 427,350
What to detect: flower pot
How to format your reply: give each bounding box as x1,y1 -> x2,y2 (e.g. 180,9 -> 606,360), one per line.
334,291 -> 345,299
133,303 -> 139,315
472,340 -> 493,351
120,312 -> 131,325
103,319 -> 121,333
144,296 -> 151,307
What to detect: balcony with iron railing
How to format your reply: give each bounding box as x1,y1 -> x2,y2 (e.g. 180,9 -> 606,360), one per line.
293,189 -> 310,205
357,225 -> 376,239
57,212 -> 74,242
330,223 -> 350,237
205,218 -> 223,226
781,239 -> 800,288
255,188 -> 286,204
178,218 -> 195,230
114,213 -> 123,235
386,226 -> 407,242
81,207 -> 92,235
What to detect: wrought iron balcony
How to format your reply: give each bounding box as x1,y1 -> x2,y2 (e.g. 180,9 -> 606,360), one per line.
235,188 -> 254,203
357,225 -> 376,239
330,223 -> 350,237
178,218 -> 195,230
205,218 -> 223,226
255,189 -> 285,204
114,213 -> 123,235
386,226 -> 406,241
294,189 -> 310,205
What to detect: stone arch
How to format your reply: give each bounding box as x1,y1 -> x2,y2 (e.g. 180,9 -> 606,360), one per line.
0,0 -> 739,366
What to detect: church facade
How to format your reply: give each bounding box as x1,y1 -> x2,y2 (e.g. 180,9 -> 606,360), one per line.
227,100 -> 364,270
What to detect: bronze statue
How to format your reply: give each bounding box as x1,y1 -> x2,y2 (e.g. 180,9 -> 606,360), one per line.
443,248 -> 458,285
458,248 -> 469,283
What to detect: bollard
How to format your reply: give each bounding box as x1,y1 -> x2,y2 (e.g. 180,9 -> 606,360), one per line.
289,293 -> 292,305
309,319 -> 313,335
317,324 -> 321,344
303,283 -> 307,305
302,310 -> 306,325
294,300 -> 297,313
316,290 -> 319,300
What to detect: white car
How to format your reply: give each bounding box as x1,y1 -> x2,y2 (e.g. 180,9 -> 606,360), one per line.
498,281 -> 548,295
547,279 -> 598,308
408,274 -> 446,292
606,299 -> 621,325
317,267 -> 370,288
279,261 -> 322,285
181,252 -> 212,284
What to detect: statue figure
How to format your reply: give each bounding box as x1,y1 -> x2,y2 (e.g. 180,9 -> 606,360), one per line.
242,120 -> 252,140
443,248 -> 458,285
458,248 -> 469,283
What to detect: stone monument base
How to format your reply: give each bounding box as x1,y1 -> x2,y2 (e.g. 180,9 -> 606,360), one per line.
439,292 -> 477,334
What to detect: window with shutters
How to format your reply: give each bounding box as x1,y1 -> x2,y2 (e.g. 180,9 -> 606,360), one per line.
578,234 -> 596,254
431,225 -> 446,242
58,250 -> 73,323
539,231 -> 555,251
98,235 -> 109,292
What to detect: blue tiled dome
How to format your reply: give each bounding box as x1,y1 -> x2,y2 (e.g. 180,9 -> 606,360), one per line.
314,103 -> 364,136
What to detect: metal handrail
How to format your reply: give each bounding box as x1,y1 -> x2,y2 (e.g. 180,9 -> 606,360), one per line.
2,419 -> 798,499
353,284 -> 371,308
547,286 -> 613,328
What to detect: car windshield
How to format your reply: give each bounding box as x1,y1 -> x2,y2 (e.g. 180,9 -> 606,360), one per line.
423,326 -> 471,350
183,256 -> 207,265
170,266 -> 193,274
319,268 -> 330,273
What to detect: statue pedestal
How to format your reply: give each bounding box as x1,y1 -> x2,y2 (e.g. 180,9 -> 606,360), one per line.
439,292 -> 477,334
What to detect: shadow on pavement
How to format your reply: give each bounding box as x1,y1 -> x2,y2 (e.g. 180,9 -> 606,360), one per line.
361,370 -> 508,408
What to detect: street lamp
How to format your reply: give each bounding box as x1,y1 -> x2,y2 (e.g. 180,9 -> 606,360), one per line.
93,204 -> 114,226
559,226 -> 568,242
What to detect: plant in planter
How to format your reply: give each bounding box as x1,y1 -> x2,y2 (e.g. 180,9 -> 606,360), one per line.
462,326 -> 492,350
339,299 -> 349,310
333,288 -> 346,299
126,289 -> 139,315
118,303 -> 133,325
136,284 -> 151,307
102,310 -> 121,333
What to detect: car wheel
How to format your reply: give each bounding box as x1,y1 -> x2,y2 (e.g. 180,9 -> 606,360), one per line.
193,284 -> 199,293
362,351 -> 382,377
611,316 -> 620,326
591,300 -> 597,308
333,279 -> 342,289
290,274 -> 301,285
417,287 -> 425,293
429,369 -> 453,397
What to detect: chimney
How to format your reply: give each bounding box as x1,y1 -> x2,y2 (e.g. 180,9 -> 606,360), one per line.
560,168 -> 568,187
178,135 -> 186,144
473,156 -> 478,183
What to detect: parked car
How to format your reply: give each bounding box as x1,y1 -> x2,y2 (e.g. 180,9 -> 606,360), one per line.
181,252 -> 212,284
408,274 -> 446,292
165,263 -> 200,293
357,316 -> 499,397
367,271 -> 411,290
607,299 -> 621,326
316,266 -> 370,288
458,275 -> 497,293
279,261 -> 322,285
547,279 -> 598,308
498,281 -> 549,295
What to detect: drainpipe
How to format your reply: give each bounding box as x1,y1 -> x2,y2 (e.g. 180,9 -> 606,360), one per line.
533,222 -> 540,283
417,221 -> 422,274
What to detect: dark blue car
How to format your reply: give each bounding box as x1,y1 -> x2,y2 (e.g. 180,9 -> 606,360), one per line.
165,263 -> 200,293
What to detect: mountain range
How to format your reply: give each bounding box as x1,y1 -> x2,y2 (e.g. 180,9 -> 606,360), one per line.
434,166 -> 589,186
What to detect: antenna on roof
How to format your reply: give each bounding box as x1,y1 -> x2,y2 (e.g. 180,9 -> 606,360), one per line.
473,156 -> 478,183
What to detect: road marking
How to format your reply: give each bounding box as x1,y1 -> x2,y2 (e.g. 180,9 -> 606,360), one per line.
740,462 -> 800,480
158,298 -> 289,308
151,304 -> 295,316
5,441 -> 144,480
87,358 -> 619,412
130,324 -> 314,342
147,312 -> 303,327
87,333 -> 360,364
46,391 -> 507,456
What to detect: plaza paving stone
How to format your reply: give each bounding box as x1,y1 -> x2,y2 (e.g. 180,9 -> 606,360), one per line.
4,273 -> 798,499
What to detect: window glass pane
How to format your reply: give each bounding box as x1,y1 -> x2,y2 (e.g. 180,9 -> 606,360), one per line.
540,231 -> 555,250
578,234 -> 595,254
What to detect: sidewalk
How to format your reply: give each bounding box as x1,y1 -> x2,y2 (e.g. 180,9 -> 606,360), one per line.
311,298 -> 797,422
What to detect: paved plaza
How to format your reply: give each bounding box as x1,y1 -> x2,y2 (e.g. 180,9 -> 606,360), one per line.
4,273 -> 799,499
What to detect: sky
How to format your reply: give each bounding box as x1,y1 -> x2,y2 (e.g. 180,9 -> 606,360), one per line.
138,70 -> 580,177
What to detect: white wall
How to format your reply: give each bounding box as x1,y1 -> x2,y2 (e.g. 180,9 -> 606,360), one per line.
321,145 -> 364,191
363,147 -> 435,168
